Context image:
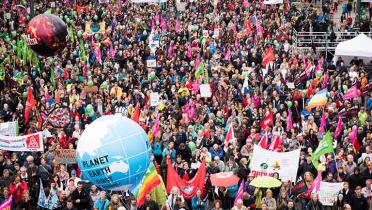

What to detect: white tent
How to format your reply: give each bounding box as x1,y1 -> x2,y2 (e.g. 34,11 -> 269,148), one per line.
334,33 -> 372,65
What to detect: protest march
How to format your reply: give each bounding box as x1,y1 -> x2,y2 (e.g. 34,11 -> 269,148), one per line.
0,0 -> 371,210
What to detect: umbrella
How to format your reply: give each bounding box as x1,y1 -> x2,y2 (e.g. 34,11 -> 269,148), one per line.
210,172 -> 240,187
250,176 -> 282,188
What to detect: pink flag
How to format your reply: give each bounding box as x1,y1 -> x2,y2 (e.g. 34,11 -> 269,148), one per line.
224,48 -> 231,61
193,54 -> 200,70
153,114 -> 160,138
349,125 -> 360,152
319,112 -> 326,135
192,80 -> 199,95
344,86 -> 359,100
95,47 -> 101,63
269,133 -> 282,152
109,44 -> 116,58
160,16 -> 166,31
243,0 -> 250,7
154,14 -> 159,22
334,116 -> 343,138
234,38 -> 239,49
151,19 -> 155,31
307,172 -> 322,196
322,73 -> 329,89
256,21 -> 263,37
187,43 -> 192,58
234,181 -> 245,205
91,36 -> 95,48
73,0 -> 77,8
175,19 -> 180,33
286,109 -> 293,132
231,22 -> 237,33
167,42 -> 173,58
66,0 -> 70,7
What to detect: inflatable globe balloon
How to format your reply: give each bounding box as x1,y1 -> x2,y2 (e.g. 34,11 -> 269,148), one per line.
25,14 -> 68,57
76,115 -> 151,191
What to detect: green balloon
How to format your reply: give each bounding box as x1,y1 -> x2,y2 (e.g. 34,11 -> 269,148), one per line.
149,72 -> 156,80
11,31 -> 17,37
94,15 -> 98,21
23,92 -> 28,99
101,81 -> 108,89
12,40 -> 16,45
64,15 -> 68,20
343,85 -> 348,91
86,15 -> 91,20
190,61 -> 194,66
316,71 -> 322,77
85,104 -> 93,113
87,81 -> 93,87
87,71 -> 92,76
287,101 -> 292,108
77,30 -> 83,38
94,33 -> 100,40
88,111 -> 95,117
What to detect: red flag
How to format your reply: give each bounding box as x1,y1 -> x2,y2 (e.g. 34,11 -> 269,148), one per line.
269,133 -> 282,152
307,172 -> 322,196
131,104 -> 140,124
259,133 -> 269,149
25,88 -> 36,124
166,159 -> 206,199
224,123 -> 234,150
260,113 -> 273,129
37,112 -> 43,131
261,47 -> 275,67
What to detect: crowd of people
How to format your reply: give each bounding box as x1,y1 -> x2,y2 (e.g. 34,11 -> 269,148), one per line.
0,0 -> 371,210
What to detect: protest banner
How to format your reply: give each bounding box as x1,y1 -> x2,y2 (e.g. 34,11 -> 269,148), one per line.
249,145 -> 300,182
264,0 -> 283,4
55,149 -> 77,164
150,92 -> 161,106
0,121 -> 18,136
147,59 -> 157,68
0,132 -> 44,152
318,182 -> 343,206
132,0 -> 167,3
200,84 -> 212,98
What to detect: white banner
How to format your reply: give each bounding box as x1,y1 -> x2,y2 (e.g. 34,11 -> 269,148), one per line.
264,0 -> 283,4
0,121 -> 18,136
318,182 -> 343,206
132,0 -> 167,3
147,59 -> 157,68
0,132 -> 44,152
249,145 -> 300,182
150,92 -> 161,106
199,84 -> 212,98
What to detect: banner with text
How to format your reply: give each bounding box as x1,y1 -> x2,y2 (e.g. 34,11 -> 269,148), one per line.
318,182 -> 343,206
55,149 -> 77,164
249,145 -> 300,182
132,0 -> 167,3
0,132 -> 44,152
0,121 -> 18,136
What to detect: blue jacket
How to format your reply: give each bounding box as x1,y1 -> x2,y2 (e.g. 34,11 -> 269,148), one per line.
94,198 -> 110,210
191,196 -> 206,210
209,146 -> 224,160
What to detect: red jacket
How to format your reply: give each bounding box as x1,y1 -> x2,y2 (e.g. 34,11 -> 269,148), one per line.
9,181 -> 28,204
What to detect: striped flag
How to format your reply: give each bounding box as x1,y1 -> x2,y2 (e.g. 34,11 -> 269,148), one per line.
224,123 -> 235,150
234,181 -> 245,205
0,196 -> 12,210
306,172 -> 322,196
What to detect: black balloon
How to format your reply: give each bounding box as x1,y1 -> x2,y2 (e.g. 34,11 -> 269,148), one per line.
25,14 -> 68,57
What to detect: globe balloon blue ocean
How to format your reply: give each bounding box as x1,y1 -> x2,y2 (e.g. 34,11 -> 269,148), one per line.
76,115 -> 151,191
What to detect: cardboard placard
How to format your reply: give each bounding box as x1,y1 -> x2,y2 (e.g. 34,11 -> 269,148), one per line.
55,149 -> 77,164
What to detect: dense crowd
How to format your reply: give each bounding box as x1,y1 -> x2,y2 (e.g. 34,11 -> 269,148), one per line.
0,0 -> 372,210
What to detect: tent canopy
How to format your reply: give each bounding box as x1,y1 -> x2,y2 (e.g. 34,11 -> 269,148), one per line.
334,34 -> 372,64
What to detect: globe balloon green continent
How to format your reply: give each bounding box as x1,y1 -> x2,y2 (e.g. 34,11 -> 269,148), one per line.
76,115 -> 151,191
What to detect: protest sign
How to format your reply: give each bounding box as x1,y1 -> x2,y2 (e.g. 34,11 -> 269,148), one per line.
0,121 -> 18,136
0,132 -> 44,152
55,149 -> 77,164
203,30 -> 209,37
264,0 -> 283,4
150,92 -> 161,106
147,59 -> 157,68
132,0 -> 167,3
213,29 -> 219,37
200,84 -> 212,98
318,182 -> 343,206
250,145 -> 300,182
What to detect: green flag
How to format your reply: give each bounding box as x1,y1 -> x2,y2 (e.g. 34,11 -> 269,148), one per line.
13,71 -> 24,85
311,132 -> 334,170
50,68 -> 56,88
80,39 -> 86,62
195,59 -> 204,79
0,65 -> 4,81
